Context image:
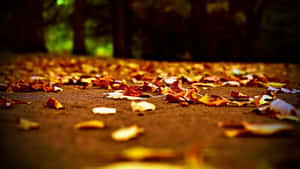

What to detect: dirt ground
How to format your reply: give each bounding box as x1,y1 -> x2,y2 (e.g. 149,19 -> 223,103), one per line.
1,55 -> 300,169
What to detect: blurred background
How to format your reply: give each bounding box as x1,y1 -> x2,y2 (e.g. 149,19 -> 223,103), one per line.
0,0 -> 299,62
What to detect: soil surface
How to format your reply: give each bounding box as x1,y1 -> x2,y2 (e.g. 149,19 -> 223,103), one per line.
1,55 -> 300,169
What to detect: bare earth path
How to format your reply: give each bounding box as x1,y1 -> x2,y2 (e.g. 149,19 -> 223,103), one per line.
0,54 -> 300,169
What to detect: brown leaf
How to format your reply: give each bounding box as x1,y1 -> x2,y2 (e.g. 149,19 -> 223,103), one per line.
123,86 -> 144,97
230,91 -> 249,101
219,121 -> 294,137
45,97 -> 64,109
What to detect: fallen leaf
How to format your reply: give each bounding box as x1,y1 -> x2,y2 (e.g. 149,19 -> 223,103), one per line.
123,86 -> 144,97
269,99 -> 297,116
230,91 -> 250,101
112,125 -> 144,141
116,146 -> 181,161
222,81 -> 240,87
131,101 -> 155,112
166,93 -> 186,103
92,107 -> 116,115
263,82 -> 287,88
219,121 -> 294,137
17,118 -> 40,131
198,94 -> 228,106
191,83 -> 217,88
253,94 -> 274,107
74,120 -> 105,129
45,97 -> 64,109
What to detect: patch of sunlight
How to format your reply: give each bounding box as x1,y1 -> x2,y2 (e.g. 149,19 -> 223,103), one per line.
56,0 -> 73,6
45,23 -> 73,53
95,44 -> 113,58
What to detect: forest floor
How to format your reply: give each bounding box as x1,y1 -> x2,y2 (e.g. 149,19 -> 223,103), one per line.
0,53 -> 300,169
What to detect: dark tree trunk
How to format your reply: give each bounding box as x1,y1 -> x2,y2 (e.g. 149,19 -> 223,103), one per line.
72,0 -> 87,55
229,0 -> 269,60
188,0 -> 209,61
9,0 -> 46,53
110,0 -> 131,58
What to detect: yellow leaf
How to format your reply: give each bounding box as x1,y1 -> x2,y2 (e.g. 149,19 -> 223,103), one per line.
74,120 -> 105,129
17,118 -> 40,131
264,82 -> 286,88
219,121 -> 294,137
112,125 -> 144,141
131,101 -> 155,112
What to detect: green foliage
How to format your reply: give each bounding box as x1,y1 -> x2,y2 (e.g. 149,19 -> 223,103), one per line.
45,23 -> 73,52
43,0 -> 113,57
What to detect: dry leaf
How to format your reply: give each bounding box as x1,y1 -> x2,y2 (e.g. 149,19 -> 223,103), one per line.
255,99 -> 300,121
191,83 -> 217,88
74,120 -> 105,129
105,91 -> 146,100
253,94 -> 274,106
222,81 -> 240,87
269,99 -> 296,116
17,118 -> 40,131
112,125 -> 144,141
131,101 -> 155,112
116,146 -> 181,161
230,91 -> 250,101
219,121 -> 294,137
198,94 -> 228,106
45,97 -> 64,109
92,107 -> 116,115
263,82 -> 287,88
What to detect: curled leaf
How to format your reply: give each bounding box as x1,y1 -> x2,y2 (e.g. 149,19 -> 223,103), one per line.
263,82 -> 287,88
93,107 -> 116,115
219,121 -> 294,137
222,81 -> 240,87
131,101 -> 155,112
269,99 -> 296,116
230,91 -> 249,101
198,94 -> 228,106
45,97 -> 64,109
253,94 -> 274,106
17,118 -> 40,131
255,99 -> 300,121
112,125 -> 144,141
74,120 -> 105,129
